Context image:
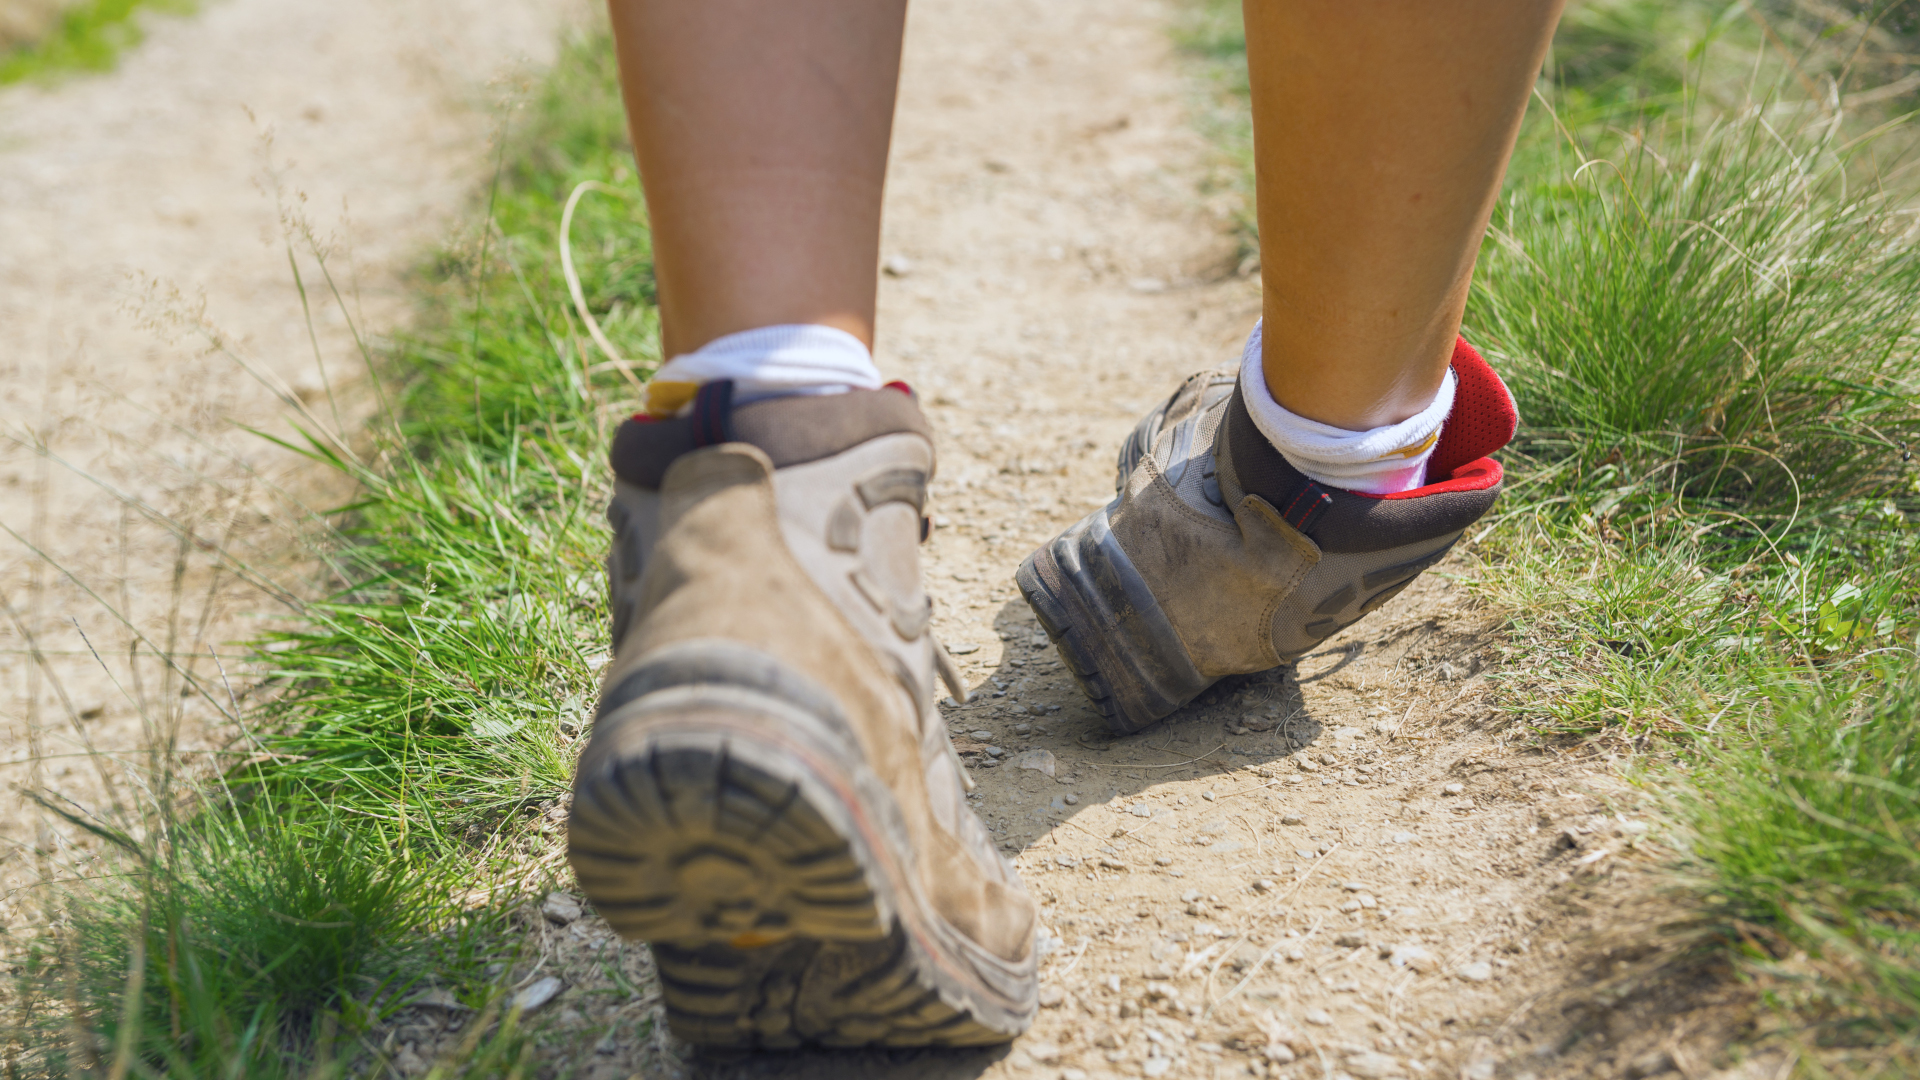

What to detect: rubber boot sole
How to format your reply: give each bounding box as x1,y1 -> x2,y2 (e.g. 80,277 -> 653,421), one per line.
568,644 -> 1034,1049
1015,507 -> 1210,735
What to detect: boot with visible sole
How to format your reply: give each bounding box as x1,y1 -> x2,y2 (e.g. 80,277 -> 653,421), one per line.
1019,337 -> 1517,734
568,382 -> 1036,1048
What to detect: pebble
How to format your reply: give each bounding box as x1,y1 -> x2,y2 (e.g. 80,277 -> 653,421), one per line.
1013,722 -> 1033,735
1339,900 -> 1363,913
1443,782 -> 1466,795
1456,961 -> 1494,982
1131,803 -> 1154,818
541,892 -> 583,925
1142,1057 -> 1171,1078
1014,748 -> 1057,776
1029,703 -> 1048,716
1304,1008 -> 1334,1026
1027,1041 -> 1063,1064
1181,890 -> 1202,902
1384,944 -> 1438,973
1064,793 -> 1079,805
948,642 -> 981,655
512,976 -> 564,1013
1342,881 -> 1366,892
1295,757 -> 1319,772
1626,1049 -> 1676,1079
1202,790 -> 1217,801
1281,815 -> 1305,826
1030,632 -> 1050,647
986,745 -> 1007,758
1251,879 -> 1275,893
1334,932 -> 1368,948
883,254 -> 915,276
970,730 -> 994,741
1155,856 -> 1175,866
1344,1050 -> 1404,1079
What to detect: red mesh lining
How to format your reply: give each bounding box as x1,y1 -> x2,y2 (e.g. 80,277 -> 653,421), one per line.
884,380 -> 915,397
1426,337 -> 1517,478
1362,337 -> 1516,502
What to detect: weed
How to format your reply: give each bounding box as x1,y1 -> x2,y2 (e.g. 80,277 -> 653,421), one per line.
0,0 -> 194,85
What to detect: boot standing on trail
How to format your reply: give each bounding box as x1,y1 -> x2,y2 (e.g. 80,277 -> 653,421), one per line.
566,0 -> 1563,1049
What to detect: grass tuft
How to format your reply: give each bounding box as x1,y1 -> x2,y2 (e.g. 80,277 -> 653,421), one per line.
0,0 -> 194,85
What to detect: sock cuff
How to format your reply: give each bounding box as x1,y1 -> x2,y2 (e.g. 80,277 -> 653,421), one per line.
1236,320 -> 1455,493
647,324 -> 884,416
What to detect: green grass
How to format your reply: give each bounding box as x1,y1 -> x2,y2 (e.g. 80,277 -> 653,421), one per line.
1688,665 -> 1920,1053
7,24 -> 656,1076
1173,0 -> 1920,1064
0,0 -> 195,85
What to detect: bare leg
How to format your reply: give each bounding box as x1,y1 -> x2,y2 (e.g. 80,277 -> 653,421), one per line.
1245,0 -> 1565,430
606,0 -> 907,358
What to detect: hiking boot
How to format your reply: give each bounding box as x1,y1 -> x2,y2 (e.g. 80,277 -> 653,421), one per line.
1018,338 -> 1517,734
566,381 -> 1036,1049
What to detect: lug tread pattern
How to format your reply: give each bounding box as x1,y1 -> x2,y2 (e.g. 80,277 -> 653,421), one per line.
570,739 -> 1012,1048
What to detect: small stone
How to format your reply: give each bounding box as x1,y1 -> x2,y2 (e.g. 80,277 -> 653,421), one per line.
1142,1057 -> 1172,1078
1625,1049 -> 1675,1079
1442,783 -> 1466,796
1029,703 -> 1048,716
1304,1008 -> 1334,1026
1265,1043 -> 1297,1064
1142,964 -> 1175,980
1038,985 -> 1067,1008
1030,632 -> 1050,647
1064,793 -> 1079,805
411,987 -> 465,1009
1456,961 -> 1494,982
948,642 -> 981,655
1334,931 -> 1368,948
1131,804 -> 1154,817
1295,757 -> 1319,772
1294,848 -> 1315,859
1014,748 -> 1057,776
512,976 -> 564,1013
883,254 -> 915,276
1556,828 -> 1585,850
541,892 -> 583,924
1186,902 -> 1207,917
1391,831 -> 1415,843
970,730 -> 994,741
76,701 -> 106,720
1181,890 -> 1202,902
1344,1050 -> 1404,1079
1281,815 -> 1304,826
1252,879 -> 1275,893
1027,1041 -> 1063,1064
1358,894 -> 1377,908
1202,790 -> 1217,801
986,745 -> 1007,758
1318,752 -> 1340,766
1013,722 -> 1033,735
1343,881 -> 1367,892
1339,900 -> 1363,913
1383,944 -> 1438,973
1061,1071 -> 1089,1080
1154,856 -> 1175,866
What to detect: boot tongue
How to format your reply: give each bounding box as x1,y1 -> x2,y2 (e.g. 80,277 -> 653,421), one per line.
610,384 -> 935,489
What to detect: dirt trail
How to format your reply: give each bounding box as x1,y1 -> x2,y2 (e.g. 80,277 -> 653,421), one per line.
1,0 -> 1727,1077
491,2 -> 1707,1080
0,0 -> 579,922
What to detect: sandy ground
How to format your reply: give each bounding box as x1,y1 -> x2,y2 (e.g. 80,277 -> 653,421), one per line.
2,1 -> 1771,1078
0,0 -> 580,931
399,2 -> 1756,1080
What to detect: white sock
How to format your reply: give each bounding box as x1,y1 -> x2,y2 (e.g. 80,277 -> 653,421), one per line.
645,324 -> 884,417
1237,321 -> 1454,495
